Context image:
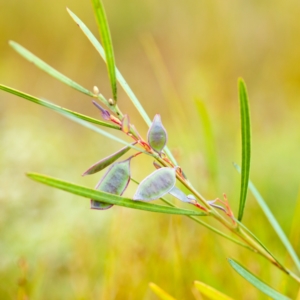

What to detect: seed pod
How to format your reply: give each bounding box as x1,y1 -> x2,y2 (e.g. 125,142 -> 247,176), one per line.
92,100 -> 110,120
169,186 -> 193,203
207,200 -> 226,213
82,143 -> 135,176
187,194 -> 196,201
121,114 -> 130,134
133,167 -> 176,201
91,159 -> 131,210
147,114 -> 167,153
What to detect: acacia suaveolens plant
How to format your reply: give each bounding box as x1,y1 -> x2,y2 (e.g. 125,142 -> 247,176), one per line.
1,1 -> 299,298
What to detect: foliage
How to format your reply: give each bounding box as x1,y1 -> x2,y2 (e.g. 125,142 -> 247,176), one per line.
0,0 -> 299,299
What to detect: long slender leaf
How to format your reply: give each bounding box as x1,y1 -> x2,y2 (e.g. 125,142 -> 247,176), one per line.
0,84 -> 119,130
228,259 -> 291,300
9,41 -> 93,97
0,86 -> 148,156
194,281 -> 233,300
90,0 -> 117,101
27,173 -> 206,216
66,8 -> 178,166
234,163 -> 300,272
148,283 -> 176,300
238,78 -> 251,221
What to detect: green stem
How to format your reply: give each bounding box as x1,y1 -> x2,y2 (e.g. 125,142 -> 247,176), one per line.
130,178 -> 254,251
154,156 -> 300,282
113,107 -> 300,283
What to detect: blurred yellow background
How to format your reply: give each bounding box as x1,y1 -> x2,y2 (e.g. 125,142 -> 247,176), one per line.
0,0 -> 300,299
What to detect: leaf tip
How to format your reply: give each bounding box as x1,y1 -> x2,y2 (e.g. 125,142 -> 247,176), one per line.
8,40 -> 15,47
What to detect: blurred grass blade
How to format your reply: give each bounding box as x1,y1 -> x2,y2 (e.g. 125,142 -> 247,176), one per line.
9,41 -> 93,97
0,84 -> 119,130
248,180 -> 300,272
148,283 -> 177,300
234,163 -> 300,272
237,78 -> 251,221
66,8 -> 177,165
228,259 -> 291,300
27,173 -> 207,216
289,189 -> 300,270
90,0 -> 117,101
194,98 -> 218,187
194,281 -> 234,300
297,287 -> 300,300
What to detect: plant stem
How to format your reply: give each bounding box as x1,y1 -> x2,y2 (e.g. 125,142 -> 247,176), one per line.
154,156 -> 300,282
111,107 -> 300,283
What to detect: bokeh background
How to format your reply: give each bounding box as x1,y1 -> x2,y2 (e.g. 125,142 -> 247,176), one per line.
0,0 -> 300,299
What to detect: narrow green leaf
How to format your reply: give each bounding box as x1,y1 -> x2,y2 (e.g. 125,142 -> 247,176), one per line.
194,281 -> 234,300
238,78 -> 251,221
27,173 -> 206,216
133,168 -> 176,201
91,159 -> 131,210
148,114 -> 167,154
0,84 -> 119,130
148,283 -> 177,300
9,41 -> 93,97
228,259 -> 291,300
83,144 -> 133,176
90,0 -> 117,101
66,8 -> 178,166
234,163 -> 300,272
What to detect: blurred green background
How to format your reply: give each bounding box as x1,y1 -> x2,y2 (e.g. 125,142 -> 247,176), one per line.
0,0 -> 300,299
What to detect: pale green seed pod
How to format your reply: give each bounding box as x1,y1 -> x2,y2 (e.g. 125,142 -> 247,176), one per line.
169,186 -> 193,203
91,158 -> 131,210
133,167 -> 176,201
147,114 -> 167,154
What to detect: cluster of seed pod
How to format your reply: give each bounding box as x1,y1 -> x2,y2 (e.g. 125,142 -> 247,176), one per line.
82,101 -> 200,210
